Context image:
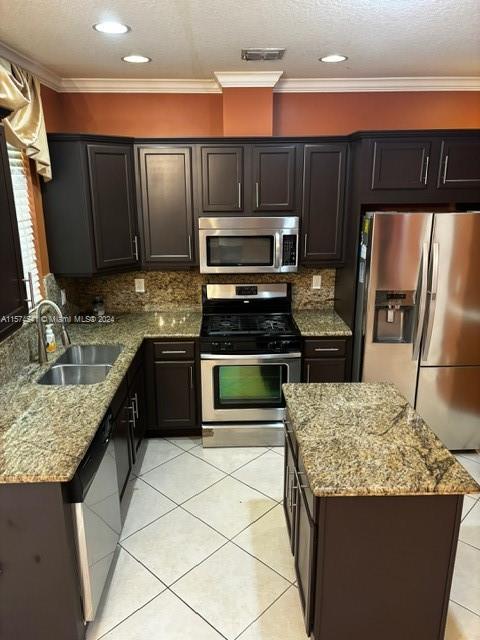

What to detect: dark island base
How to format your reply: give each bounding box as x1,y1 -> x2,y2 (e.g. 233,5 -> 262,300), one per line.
314,494 -> 462,640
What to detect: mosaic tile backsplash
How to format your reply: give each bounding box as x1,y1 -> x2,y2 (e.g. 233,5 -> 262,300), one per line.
59,267 -> 336,314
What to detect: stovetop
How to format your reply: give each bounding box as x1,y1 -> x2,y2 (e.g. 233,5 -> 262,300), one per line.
202,313 -> 299,337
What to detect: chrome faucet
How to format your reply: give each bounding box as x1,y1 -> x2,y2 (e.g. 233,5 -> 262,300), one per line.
35,299 -> 71,364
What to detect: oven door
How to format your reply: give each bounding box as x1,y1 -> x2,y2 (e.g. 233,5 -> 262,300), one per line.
199,228 -> 280,273
201,353 -> 302,422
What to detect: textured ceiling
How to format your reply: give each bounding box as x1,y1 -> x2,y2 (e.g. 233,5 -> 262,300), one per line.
0,0 -> 479,79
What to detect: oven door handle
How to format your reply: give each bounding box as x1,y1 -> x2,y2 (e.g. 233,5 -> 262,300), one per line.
201,352 -> 302,360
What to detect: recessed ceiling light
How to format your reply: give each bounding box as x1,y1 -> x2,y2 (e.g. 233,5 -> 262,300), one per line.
319,54 -> 348,63
93,22 -> 130,34
122,54 -> 151,64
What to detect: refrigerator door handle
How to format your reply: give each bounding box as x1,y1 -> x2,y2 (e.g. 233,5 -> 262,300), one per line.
412,242 -> 430,360
422,242 -> 440,361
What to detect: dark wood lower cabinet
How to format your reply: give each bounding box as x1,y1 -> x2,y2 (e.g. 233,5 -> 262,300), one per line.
284,419 -> 463,640
283,430 -> 297,552
302,337 -> 352,382
112,395 -> 133,497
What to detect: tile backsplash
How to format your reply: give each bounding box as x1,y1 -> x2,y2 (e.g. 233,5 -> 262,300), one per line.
59,267 -> 336,313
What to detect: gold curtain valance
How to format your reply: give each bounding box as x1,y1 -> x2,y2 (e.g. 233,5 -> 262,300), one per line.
0,58 -> 51,180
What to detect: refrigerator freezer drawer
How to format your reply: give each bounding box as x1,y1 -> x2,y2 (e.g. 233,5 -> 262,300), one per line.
416,366 -> 480,450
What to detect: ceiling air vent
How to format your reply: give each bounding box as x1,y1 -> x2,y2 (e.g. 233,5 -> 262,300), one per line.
241,48 -> 286,61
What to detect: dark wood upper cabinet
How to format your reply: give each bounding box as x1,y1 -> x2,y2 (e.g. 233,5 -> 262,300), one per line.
0,126 -> 27,341
301,143 -> 347,264
252,145 -> 296,211
87,144 -> 137,269
201,146 -> 244,212
42,137 -> 139,276
371,140 -> 431,190
137,146 -> 194,264
437,137 -> 480,189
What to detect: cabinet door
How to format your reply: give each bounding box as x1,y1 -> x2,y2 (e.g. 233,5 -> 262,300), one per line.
0,127 -> 27,341
437,138 -> 480,189
87,144 -> 138,270
112,403 -> 132,498
371,140 -> 431,190
302,144 -> 347,263
138,147 -> 194,264
283,431 -> 297,552
201,146 -> 243,212
294,472 -> 316,634
252,145 -> 296,211
153,361 -> 197,430
304,358 -> 347,382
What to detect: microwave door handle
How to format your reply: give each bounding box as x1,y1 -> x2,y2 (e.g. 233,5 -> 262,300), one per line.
275,232 -> 282,268
412,242 -> 430,360
421,242 -> 439,361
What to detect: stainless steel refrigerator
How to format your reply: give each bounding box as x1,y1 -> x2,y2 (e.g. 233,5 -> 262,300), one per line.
353,211 -> 480,450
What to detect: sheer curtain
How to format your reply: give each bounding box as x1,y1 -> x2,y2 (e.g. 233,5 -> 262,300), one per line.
0,57 -> 51,180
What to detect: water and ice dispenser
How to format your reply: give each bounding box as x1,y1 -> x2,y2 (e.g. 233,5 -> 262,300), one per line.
372,291 -> 415,343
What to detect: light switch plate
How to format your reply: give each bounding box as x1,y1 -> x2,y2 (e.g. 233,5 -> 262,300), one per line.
134,278 -> 145,293
312,275 -> 322,290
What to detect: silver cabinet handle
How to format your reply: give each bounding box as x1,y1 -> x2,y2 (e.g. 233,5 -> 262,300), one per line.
442,155 -> 449,184
304,234 -> 308,257
255,181 -> 260,208
132,393 -> 139,419
423,155 -> 430,185
412,241 -> 430,360
306,363 -> 311,382
237,182 -> 241,208
128,403 -> 136,426
133,235 -> 139,261
422,242 -> 440,361
296,470 -> 310,490
188,366 -> 194,389
314,347 -> 339,352
161,350 -> 187,354
188,235 -> 192,260
290,472 -> 297,509
23,271 -> 35,307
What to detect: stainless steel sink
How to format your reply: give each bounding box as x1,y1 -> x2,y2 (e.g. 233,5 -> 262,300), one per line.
56,344 -> 122,366
37,364 -> 113,386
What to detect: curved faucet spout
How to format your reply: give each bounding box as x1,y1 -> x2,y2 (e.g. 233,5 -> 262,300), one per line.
34,299 -> 71,364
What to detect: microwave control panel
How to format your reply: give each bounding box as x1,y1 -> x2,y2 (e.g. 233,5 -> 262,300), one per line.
282,235 -> 298,266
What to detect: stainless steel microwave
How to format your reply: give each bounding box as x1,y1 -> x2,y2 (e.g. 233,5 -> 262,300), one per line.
199,216 -> 299,274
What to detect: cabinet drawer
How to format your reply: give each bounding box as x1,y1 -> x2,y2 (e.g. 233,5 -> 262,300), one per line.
304,339 -> 346,358
153,341 -> 195,360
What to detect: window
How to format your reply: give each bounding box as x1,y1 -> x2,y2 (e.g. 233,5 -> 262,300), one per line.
7,145 -> 41,309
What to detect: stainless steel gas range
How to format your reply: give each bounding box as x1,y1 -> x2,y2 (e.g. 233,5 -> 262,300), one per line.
200,283 -> 301,447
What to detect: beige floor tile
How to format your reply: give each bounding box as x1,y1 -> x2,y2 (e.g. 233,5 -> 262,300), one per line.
270,446 -> 285,457
233,503 -> 296,582
166,436 -> 202,451
122,507 -> 226,585
141,452 -> 225,503
458,452 -> 480,466
172,542 -> 289,640
232,451 -> 285,501
120,478 -> 176,540
189,445 -> 268,473
237,585 -> 308,640
136,439 -> 183,476
86,548 -> 165,640
183,476 -> 275,538
445,601 -> 480,640
462,495 -> 478,521
460,500 -> 480,550
451,541 -> 480,615
102,590 -> 225,639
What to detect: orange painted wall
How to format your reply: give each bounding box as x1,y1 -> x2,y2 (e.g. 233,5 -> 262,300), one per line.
222,88 -> 273,136
273,91 -> 480,135
41,85 -> 223,136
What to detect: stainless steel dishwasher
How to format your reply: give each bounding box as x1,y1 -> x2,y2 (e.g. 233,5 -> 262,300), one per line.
66,413 -> 121,622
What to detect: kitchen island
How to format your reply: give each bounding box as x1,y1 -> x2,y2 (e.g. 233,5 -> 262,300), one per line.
282,382 -> 479,640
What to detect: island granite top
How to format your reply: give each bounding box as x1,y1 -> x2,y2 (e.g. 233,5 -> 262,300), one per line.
282,382 -> 480,497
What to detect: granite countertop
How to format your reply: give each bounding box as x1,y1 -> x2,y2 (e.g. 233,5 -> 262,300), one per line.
283,382 -> 480,497
0,311 -> 201,484
293,310 -> 352,337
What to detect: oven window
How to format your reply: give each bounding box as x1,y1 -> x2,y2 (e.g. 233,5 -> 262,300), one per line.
207,236 -> 274,267
214,364 -> 286,409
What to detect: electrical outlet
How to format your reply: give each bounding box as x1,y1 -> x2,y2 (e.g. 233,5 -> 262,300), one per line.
60,289 -> 67,305
134,278 -> 145,293
312,275 -> 322,290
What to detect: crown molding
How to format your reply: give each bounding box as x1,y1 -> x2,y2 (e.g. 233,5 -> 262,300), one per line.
214,71 -> 283,88
0,40 -> 62,90
275,76 -> 480,93
58,77 -> 222,93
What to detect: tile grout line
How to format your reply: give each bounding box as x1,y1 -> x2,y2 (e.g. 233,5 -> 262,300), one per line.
449,598 -> 480,618
232,582 -> 295,640
93,591 -> 165,640
163,588 -> 229,640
